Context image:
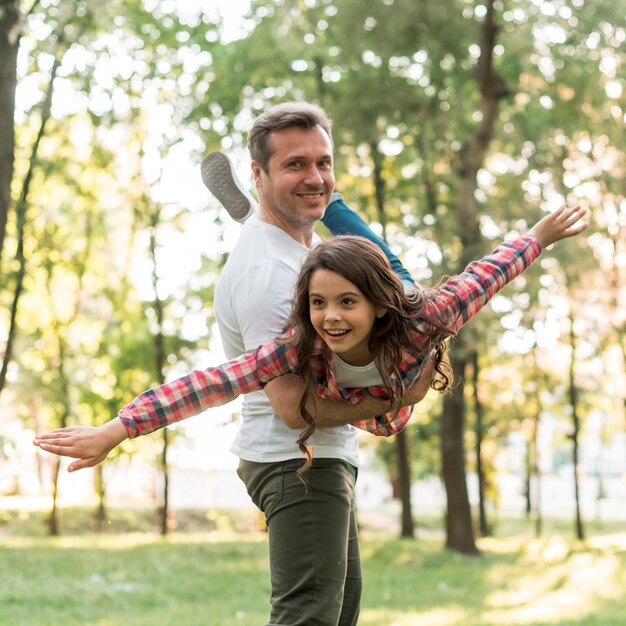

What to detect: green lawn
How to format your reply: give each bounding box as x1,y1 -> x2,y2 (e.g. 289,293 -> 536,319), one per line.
1,509 -> 625,626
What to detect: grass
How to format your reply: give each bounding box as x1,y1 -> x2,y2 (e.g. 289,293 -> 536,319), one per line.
1,508 -> 625,626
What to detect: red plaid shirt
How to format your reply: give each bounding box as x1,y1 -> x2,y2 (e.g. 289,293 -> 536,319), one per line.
119,235 -> 541,439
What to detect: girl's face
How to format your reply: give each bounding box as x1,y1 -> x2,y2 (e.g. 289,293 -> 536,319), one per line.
308,269 -> 385,366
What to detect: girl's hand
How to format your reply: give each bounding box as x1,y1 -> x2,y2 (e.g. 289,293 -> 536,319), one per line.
32,418 -> 129,472
528,205 -> 589,248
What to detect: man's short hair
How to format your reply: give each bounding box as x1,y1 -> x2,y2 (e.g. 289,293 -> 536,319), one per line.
248,102 -> 333,172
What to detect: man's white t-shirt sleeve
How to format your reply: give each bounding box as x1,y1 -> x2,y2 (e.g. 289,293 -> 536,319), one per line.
231,257 -> 298,351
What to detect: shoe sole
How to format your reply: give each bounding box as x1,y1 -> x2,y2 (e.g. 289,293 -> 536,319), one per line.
200,152 -> 253,222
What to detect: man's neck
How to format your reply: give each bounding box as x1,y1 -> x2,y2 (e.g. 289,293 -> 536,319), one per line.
258,206 -> 315,248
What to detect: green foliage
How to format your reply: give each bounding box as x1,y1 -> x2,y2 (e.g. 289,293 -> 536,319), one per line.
2,0 -> 624,528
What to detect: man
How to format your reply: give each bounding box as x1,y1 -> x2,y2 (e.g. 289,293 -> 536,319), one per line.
213,101 -> 431,626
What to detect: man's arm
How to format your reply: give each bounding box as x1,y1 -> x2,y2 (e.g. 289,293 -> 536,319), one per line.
265,359 -> 435,429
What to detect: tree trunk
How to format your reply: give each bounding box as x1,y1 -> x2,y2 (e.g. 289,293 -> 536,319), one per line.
396,429 -> 414,537
530,346 -> 543,537
471,351 -> 490,537
0,54 -> 60,396
47,335 -> 72,535
93,464 -> 107,531
523,446 -> 532,517
149,209 -> 170,536
595,410 -> 608,522
369,140 -> 415,537
48,457 -> 61,536
567,304 -> 585,541
0,0 -> 20,269
369,141 -> 388,235
417,131 -> 438,217
443,0 -> 509,555
441,351 -> 478,554
608,226 -> 626,473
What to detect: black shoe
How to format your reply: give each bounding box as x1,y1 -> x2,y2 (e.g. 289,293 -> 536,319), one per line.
200,151 -> 255,222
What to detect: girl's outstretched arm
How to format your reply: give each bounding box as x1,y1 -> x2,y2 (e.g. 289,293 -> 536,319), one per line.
32,338 -> 300,470
32,417 -> 128,472
417,204 -> 589,338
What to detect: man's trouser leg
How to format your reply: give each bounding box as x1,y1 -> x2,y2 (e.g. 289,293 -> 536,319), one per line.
237,458 -> 361,626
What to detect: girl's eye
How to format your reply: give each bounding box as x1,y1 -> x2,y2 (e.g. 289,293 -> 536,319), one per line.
311,298 -> 324,307
342,298 -> 355,306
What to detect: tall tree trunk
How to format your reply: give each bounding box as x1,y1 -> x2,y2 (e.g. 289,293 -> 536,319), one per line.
47,336 -> 72,535
523,443 -> 532,517
0,0 -> 24,269
396,429 -> 414,537
608,226 -> 626,468
441,353 -> 478,554
149,209 -> 169,536
417,131 -> 438,217
442,0 -> 509,555
48,457 -> 61,536
595,410 -> 608,521
530,346 -> 543,537
566,302 -> 585,541
471,350 -> 490,537
93,464 -> 107,531
370,140 -> 415,537
0,53 -> 60,396
370,141 -> 388,235
312,54 -> 326,103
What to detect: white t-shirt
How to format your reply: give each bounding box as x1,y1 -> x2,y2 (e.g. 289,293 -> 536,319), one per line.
214,215 -> 359,466
332,354 -> 383,388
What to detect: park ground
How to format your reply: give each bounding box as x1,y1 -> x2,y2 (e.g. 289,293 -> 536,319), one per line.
1,506 -> 625,626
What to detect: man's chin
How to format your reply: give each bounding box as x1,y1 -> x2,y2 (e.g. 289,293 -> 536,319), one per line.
301,197 -> 331,215
295,204 -> 326,222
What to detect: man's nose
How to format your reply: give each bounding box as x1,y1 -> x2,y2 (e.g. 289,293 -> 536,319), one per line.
303,165 -> 324,185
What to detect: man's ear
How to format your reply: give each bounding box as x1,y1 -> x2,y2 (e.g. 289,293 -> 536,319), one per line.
251,161 -> 262,186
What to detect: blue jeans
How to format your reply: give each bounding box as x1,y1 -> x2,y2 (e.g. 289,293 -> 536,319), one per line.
322,193 -> 414,290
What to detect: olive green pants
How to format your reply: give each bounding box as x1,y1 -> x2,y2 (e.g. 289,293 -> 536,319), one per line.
237,458 -> 361,626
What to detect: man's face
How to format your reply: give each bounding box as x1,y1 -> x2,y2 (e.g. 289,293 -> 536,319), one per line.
252,126 -> 335,230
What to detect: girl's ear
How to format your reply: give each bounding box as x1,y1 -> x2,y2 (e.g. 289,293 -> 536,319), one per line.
375,307 -> 387,318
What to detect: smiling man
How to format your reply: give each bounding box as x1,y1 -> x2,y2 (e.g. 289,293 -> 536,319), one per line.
213,102 -> 431,626
251,124 -> 334,240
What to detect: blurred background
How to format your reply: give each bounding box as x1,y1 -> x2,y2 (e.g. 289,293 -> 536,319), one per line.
1,0 -> 625,554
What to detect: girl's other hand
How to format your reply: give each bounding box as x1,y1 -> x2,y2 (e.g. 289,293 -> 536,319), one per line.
528,205 -> 589,248
32,418 -> 128,472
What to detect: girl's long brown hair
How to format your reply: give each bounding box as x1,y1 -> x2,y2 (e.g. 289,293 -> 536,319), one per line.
280,235 -> 457,476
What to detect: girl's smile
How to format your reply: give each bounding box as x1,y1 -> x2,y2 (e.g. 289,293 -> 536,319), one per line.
308,268 -> 386,366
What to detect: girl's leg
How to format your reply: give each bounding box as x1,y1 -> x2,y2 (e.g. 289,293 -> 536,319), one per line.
322,193 -> 414,290
201,151 -> 256,222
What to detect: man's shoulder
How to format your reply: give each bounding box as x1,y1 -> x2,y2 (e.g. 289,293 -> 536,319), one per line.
223,217 -> 309,272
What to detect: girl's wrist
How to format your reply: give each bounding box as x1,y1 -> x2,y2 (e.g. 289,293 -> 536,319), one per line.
100,418 -> 129,447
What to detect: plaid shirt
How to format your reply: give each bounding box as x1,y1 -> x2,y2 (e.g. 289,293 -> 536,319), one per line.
119,235 -> 541,439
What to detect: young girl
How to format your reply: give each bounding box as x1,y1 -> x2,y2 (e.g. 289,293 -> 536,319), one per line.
33,205 -> 588,473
